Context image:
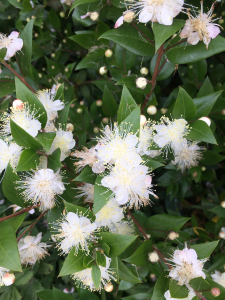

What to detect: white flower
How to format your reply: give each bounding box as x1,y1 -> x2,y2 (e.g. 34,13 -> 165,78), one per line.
180,2 -> 221,49
95,199 -> 124,227
72,146 -> 105,173
1,105 -> 41,138
49,129 -> 75,161
219,227 -> 225,239
2,273 -> 15,286
0,140 -> 22,173
76,183 -> 95,203
137,123 -> 161,157
36,89 -> 64,121
125,0 -> 184,25
115,11 -> 135,28
0,267 -> 9,286
0,31 -> 23,60
164,289 -> 195,300
168,245 -> 206,285
101,162 -> 156,209
211,271 -> 225,288
153,118 -> 188,153
53,212 -> 97,255
108,220 -> 136,235
72,255 -> 115,291
19,169 -> 65,211
18,233 -> 50,265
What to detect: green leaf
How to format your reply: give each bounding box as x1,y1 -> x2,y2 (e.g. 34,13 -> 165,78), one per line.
197,77 -> 214,98
70,32 -> 97,49
96,251 -> 106,267
150,52 -> 175,81
188,60 -> 207,82
145,158 -> 164,171
36,290 -> 53,300
193,91 -> 222,119
53,287 -> 74,300
99,232 -> 137,258
189,277 -> 211,291
74,166 -> 97,185
121,106 -> 140,135
59,248 -> 86,276
0,48 -> 7,61
201,150 -> 225,166
191,241 -> 219,259
151,271 -> 169,300
172,87 -> 196,121
167,35 -> 225,64
11,287 -> 22,300
14,269 -> 33,286
186,120 -> 217,144
118,258 -> 142,284
56,100 -> 74,130
102,85 -> 118,118
16,18 -> 35,77
115,45 -> 136,71
91,264 -> 101,290
2,163 -> 26,207
117,85 -> 138,123
99,24 -> 154,57
15,77 -> 47,128
0,81 -> 15,98
0,223 -> 22,271
64,201 -> 94,218
48,8 -> 61,30
4,213 -> 26,231
69,0 -> 99,12
10,119 -> 42,150
209,206 -> 225,218
48,148 -> 62,172
16,149 -> 39,172
123,239 -> 152,266
169,280 -> 188,299
152,20 -> 185,52
36,132 -> 56,152
93,176 -> 112,214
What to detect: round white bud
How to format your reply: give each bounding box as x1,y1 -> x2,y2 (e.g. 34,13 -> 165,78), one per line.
34,33 -> 38,38
147,105 -> 157,115
189,65 -> 193,69
51,53 -> 56,58
219,19 -> 224,25
124,11 -> 135,23
64,30 -> 68,34
96,100 -> 102,107
221,201 -> 225,208
168,231 -> 179,240
51,65 -> 55,69
140,115 -> 147,126
77,108 -> 83,114
90,12 -> 99,21
93,127 -> 99,134
140,67 -> 148,75
66,123 -> 74,132
65,67 -> 69,72
48,79 -> 52,83
219,231 -> 225,239
2,273 -> 15,286
38,73 -> 42,78
42,67 -> 45,71
80,100 -> 84,105
104,283 -> 113,292
198,117 -> 211,126
201,166 -> 206,172
71,103 -> 75,108
160,108 -> 167,114
105,49 -> 113,58
146,234 -> 151,239
136,77 -> 148,89
8,16 -> 12,20
60,12 -> 65,18
102,117 -> 109,124
62,39 -> 66,43
99,66 -> 107,75
148,251 -> 159,263
211,287 -> 220,297
13,99 -> 24,110
221,109 -> 225,115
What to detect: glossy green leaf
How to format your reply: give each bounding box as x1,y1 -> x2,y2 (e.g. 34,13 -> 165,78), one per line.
99,24 -> 154,57
123,239 -> 152,266
91,264 -> 101,290
70,32 -> 97,49
197,77 -> 214,98
59,248 -> 86,276
4,213 -> 26,231
150,52 -> 175,81
14,269 -> 33,286
53,287 -> 74,300
151,271 -> 170,300
193,91 -> 222,119
145,158 -> 164,171
115,45 -> 136,71
35,132 -> 56,152
189,277 -> 211,291
118,259 -> 142,284
36,290 -> 53,300
96,251 -> 106,267
10,119 -> 42,150
0,222 -> 22,271
121,106 -> 140,136
64,201 -> 94,218
0,81 -> 15,98
169,280 -> 188,299
0,48 -> 7,61
16,149 -> 39,172
186,120 -> 217,144
69,0 -> 99,12
74,166 -> 97,185
191,241 -> 219,259
172,87 -> 196,121
48,148 -> 62,172
201,150 -> 225,166
209,206 -> 225,217
93,176 -> 112,214
152,20 -> 185,52
117,85 -> 138,123
102,85 -> 118,118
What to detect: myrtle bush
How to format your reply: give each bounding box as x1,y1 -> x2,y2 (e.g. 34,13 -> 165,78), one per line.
0,0 -> 225,300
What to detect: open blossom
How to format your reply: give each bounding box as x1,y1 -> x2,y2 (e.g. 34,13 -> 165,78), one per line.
109,220 -> 136,235
123,0 -> 184,25
172,141 -> 202,172
164,289 -> 195,300
101,162 -> 156,209
18,233 -> 50,265
72,255 -> 115,291
19,169 -> 65,211
95,199 -> 124,227
0,267 -> 10,286
0,140 -> 22,173
211,271 -> 225,288
0,31 -> 23,60
53,212 -> 97,254
1,105 -> 41,138
137,123 -> 161,157
76,183 -> 95,203
72,146 -> 105,174
180,2 -> 220,49
168,244 -> 206,285
36,89 -> 64,121
49,129 -> 75,161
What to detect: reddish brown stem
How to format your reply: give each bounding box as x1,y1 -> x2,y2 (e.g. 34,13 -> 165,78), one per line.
156,58 -> 167,77
164,38 -> 187,52
0,205 -> 38,223
195,291 -> 207,300
131,23 -> 155,45
36,151 -> 48,157
1,61 -> 36,93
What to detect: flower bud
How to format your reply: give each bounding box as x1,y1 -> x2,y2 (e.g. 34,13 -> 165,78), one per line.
96,100 -> 102,107
102,117 -> 109,124
140,67 -> 148,75
150,273 -> 156,281
34,33 -> 38,38
124,11 -> 135,23
148,251 -> 159,263
222,109 -> 225,115
221,201 -> 225,208
136,77 -> 148,89
160,108 -> 167,114
201,166 -> 206,172
99,66 -> 107,75
105,49 -> 113,58
13,99 -> 24,110
90,12 -> 99,21
147,105 -> 157,115
51,53 -> 56,58
51,65 -> 55,69
168,231 -> 179,240
146,234 -> 151,239
104,283 -> 113,292
60,12 -> 65,18
140,115 -> 147,126
66,123 -> 74,132
219,231 -> 225,239
211,287 -> 220,297
80,100 -> 84,105
93,127 -> 99,134
219,19 -> 224,25
3,273 -> 15,286
63,39 -> 66,43
71,103 -> 75,108
198,117 -> 211,126
77,108 -> 83,114
26,17 -> 30,22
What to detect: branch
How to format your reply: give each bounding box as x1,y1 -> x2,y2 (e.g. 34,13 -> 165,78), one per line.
0,205 -> 38,223
131,23 -> 155,45
195,291 -> 207,300
164,38 -> 187,52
